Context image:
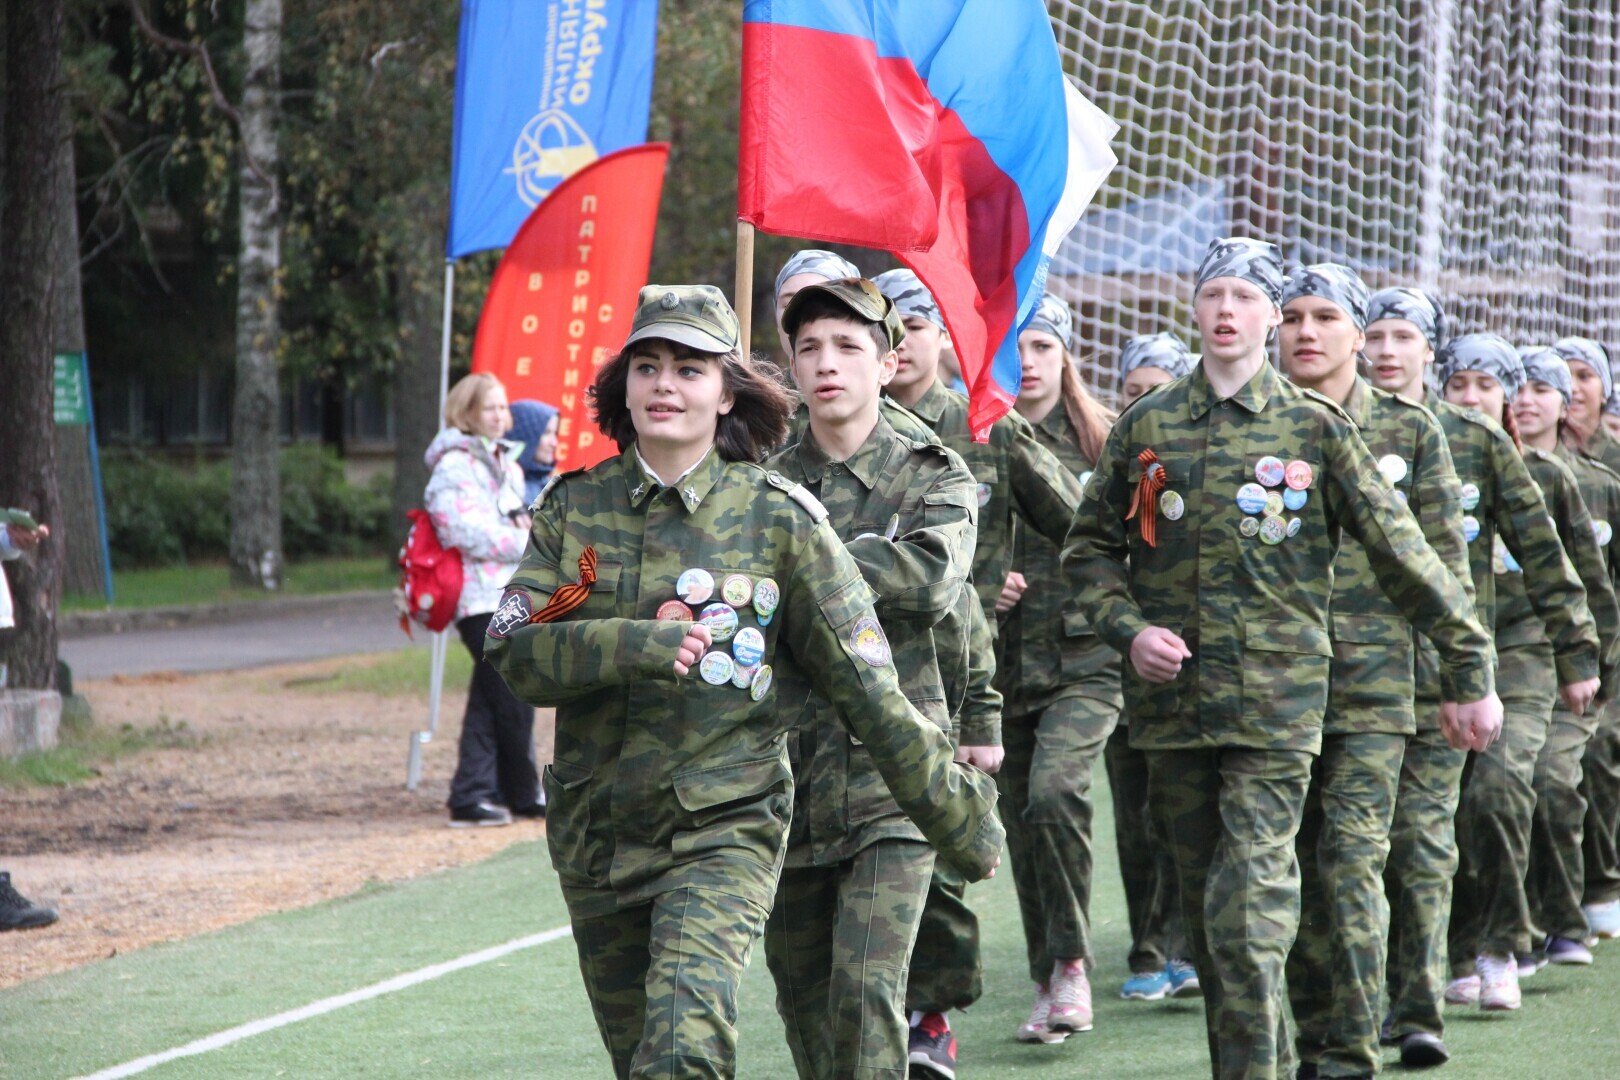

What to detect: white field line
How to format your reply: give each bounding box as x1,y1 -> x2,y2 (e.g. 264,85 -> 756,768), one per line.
72,924 -> 574,1080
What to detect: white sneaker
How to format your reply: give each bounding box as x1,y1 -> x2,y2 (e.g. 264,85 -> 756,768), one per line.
1477,953 -> 1521,1011
1584,899 -> 1620,940
1444,973 -> 1480,1005
1047,959 -> 1094,1033
1016,983 -> 1067,1044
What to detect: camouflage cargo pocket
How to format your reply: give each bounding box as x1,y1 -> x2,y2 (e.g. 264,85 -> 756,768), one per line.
671,754 -> 793,871
543,760 -> 611,886
1242,619 -> 1332,731
1331,611 -> 1414,712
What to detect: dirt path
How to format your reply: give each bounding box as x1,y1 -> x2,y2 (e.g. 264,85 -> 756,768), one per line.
0,657 -> 553,990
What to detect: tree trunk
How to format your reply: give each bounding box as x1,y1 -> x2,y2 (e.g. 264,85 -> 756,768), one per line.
390,196 -> 447,537
228,0 -> 284,589
0,0 -> 67,689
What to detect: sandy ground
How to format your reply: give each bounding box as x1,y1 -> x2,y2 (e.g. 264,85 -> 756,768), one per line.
0,659 -> 553,990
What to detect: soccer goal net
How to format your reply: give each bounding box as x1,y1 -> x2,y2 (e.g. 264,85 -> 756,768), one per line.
1047,1 -> 1619,402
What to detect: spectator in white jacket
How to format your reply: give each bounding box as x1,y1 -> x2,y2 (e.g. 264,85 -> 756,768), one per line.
425,374 -> 542,827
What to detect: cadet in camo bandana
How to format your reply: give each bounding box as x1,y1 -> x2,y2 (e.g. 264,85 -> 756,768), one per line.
1194,237 -> 1287,309
1437,334 -> 1527,404
1367,289 -> 1447,351
1025,293 -> 1075,349
1279,263 -> 1370,330
873,268 -> 945,330
1119,333 -> 1194,403
776,250 -> 864,355
1520,347 -> 1573,406
1554,337 -> 1614,446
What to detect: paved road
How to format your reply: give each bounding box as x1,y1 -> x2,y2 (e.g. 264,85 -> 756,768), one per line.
61,592 -> 429,680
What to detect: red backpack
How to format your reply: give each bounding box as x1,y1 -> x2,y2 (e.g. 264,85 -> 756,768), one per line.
397,508 -> 464,637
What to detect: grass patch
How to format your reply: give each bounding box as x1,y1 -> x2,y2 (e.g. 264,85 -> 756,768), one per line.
0,715 -> 198,788
61,556 -> 396,612
277,645 -> 474,698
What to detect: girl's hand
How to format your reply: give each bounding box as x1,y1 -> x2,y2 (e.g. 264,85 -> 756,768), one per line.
673,622 -> 714,676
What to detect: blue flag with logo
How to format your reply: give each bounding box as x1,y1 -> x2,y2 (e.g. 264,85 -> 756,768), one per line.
448,0 -> 660,258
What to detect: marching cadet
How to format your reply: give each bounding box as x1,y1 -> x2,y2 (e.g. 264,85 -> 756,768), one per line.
1439,335 -> 1609,1013
1106,333 -> 1202,1004
999,295 -> 1140,1044
1365,298 -> 1598,1067
1551,336 -> 1620,942
485,284 -> 1003,1080
1275,265 -> 1471,1080
874,268 -> 1086,1072
760,277 -> 980,1079
1063,238 -> 1501,1080
1515,347 -> 1620,967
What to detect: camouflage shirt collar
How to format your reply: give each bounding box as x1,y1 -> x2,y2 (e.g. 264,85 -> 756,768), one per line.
794,412 -> 897,490
1034,404 -> 1073,445
905,379 -> 955,426
1186,358 -> 1277,420
1342,375 -> 1373,426
625,442 -> 726,512
1585,423 -> 1619,459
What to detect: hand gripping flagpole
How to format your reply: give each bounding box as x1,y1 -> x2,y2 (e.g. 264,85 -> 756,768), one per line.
735,221 -> 755,357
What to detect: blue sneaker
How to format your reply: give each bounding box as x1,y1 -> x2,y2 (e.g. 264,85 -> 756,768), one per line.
1167,958 -> 1202,997
1120,967 -> 1170,1001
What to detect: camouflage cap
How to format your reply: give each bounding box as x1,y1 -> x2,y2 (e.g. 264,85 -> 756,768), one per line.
775,249 -> 863,303
1025,294 -> 1076,350
873,268 -> 945,330
1280,263 -> 1370,329
1554,336 -> 1613,406
1519,346 -> 1573,405
623,284 -> 740,354
1436,332 -> 1526,401
782,277 -> 905,351
1119,332 -> 1195,378
1366,287 -> 1447,350
1194,237 -> 1286,308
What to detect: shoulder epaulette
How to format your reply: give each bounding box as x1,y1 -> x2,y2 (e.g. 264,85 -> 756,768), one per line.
764,470 -> 828,523
1576,451 -> 1620,485
530,466 -> 588,511
1300,386 -> 1356,424
1370,384 -> 1440,422
879,397 -> 942,445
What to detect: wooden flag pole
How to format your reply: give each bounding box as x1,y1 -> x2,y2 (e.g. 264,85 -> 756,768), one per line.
735,220 -> 756,358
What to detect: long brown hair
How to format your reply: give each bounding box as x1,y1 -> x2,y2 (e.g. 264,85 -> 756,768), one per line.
589,344 -> 793,462
1059,357 -> 1116,465
1499,399 -> 1524,453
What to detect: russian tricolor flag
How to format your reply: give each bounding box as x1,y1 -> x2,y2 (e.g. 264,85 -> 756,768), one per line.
739,0 -> 1117,439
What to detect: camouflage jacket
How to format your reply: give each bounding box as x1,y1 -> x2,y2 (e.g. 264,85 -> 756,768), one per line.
1560,447 -> 1620,695
1582,423 -> 1620,477
1323,378 -> 1471,736
901,379 -> 1084,623
486,445 -> 1003,917
1064,361 -> 1492,754
997,405 -> 1122,717
768,414 -> 978,866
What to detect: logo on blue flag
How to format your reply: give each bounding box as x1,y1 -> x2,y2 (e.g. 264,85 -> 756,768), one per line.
449,0 -> 660,258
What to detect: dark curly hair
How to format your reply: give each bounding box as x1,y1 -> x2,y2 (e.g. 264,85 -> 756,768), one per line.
589,342 -> 794,462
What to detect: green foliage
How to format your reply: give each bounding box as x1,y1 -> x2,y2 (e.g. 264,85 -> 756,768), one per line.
60,556 -> 396,610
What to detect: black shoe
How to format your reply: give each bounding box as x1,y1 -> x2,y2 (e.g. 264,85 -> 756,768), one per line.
1295,1064 -> 1319,1080
448,801 -> 513,828
1399,1032 -> 1450,1069
0,872 -> 58,931
512,802 -> 547,820
907,1016 -> 957,1080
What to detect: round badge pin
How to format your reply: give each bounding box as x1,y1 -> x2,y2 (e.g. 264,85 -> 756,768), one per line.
1596,520 -> 1614,547
699,650 -> 735,686
1255,456 -> 1285,488
752,578 -> 780,624
721,573 -> 754,608
1285,459 -> 1314,490
1264,491 -> 1285,518
1460,482 -> 1481,512
1462,515 -> 1480,543
697,602 -> 739,642
1239,516 -> 1261,538
1236,483 -> 1269,515
850,615 -> 892,667
676,567 -> 715,605
656,599 -> 695,622
1378,454 -> 1409,484
976,483 -> 992,507
1258,516 -> 1287,545
1159,489 -> 1185,522
1286,517 -> 1302,538
1079,470 -> 1094,488
750,664 -> 775,701
1145,462 -> 1166,483
732,661 -> 758,689
1283,486 -> 1308,512
732,626 -> 766,667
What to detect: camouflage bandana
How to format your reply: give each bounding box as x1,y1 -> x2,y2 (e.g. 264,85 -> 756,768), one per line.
775,250 -> 863,303
1520,346 -> 1573,405
1554,336 -> 1613,407
1119,332 -> 1194,378
1194,237 -> 1286,308
1366,287 -> 1446,350
1280,263 -> 1370,329
1024,294 -> 1075,350
873,268 -> 945,329
1436,333 -> 1526,402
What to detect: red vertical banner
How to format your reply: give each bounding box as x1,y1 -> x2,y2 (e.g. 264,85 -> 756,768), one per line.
472,143 -> 670,470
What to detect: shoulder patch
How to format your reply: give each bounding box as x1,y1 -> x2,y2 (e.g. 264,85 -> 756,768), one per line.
765,470 -> 828,523
1300,386 -> 1356,424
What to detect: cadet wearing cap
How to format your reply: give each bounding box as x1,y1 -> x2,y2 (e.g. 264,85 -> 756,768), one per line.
1119,331 -> 1196,403
1064,237 -> 1499,1080
774,249 -> 863,356
1276,263 -> 1473,1079
487,283 -> 1004,1079
761,277 -> 981,1080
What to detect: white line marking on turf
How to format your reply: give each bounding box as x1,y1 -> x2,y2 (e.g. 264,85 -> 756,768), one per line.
73,924 -> 574,1079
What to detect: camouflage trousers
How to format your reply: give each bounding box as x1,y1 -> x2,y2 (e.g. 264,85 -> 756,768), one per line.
1527,701 -> 1603,941
764,839 -> 934,1079
1104,724 -> 1187,973
1450,643 -> 1554,971
997,692 -> 1118,984
569,886 -> 771,1079
1383,707 -> 1467,1040
1582,707 -> 1620,907
1147,747 -> 1313,1080
903,861 -> 981,1014
1286,732 -> 1405,1078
